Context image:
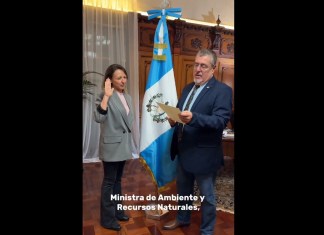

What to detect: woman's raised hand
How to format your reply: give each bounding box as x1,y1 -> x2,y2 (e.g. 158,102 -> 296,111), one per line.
104,79 -> 114,97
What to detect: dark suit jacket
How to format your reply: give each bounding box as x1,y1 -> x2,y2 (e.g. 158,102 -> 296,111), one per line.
170,77 -> 232,174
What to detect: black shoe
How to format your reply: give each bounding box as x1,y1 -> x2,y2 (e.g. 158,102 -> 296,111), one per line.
101,223 -> 121,231
116,215 -> 129,221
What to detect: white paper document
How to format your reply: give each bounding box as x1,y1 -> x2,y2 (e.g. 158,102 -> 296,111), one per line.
157,102 -> 184,124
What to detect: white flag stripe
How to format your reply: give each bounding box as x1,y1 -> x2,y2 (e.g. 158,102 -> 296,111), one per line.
158,22 -> 164,55
139,69 -> 177,152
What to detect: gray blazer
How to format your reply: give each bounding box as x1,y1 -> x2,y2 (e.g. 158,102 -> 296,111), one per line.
93,91 -> 135,162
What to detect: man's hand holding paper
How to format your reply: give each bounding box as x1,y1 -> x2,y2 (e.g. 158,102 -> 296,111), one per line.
157,102 -> 184,124
178,110 -> 192,124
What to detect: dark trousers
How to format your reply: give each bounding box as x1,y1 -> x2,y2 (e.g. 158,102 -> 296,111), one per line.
176,163 -> 217,235
100,160 -> 126,227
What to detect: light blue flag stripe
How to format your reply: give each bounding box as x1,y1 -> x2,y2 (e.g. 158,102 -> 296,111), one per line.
140,130 -> 176,187
145,19 -> 173,90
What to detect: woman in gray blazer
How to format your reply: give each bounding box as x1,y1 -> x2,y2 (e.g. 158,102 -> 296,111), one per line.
93,64 -> 135,231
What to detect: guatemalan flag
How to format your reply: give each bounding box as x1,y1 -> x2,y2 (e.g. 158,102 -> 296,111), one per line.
140,8 -> 182,192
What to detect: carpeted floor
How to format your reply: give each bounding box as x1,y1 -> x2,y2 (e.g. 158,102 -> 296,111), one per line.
193,156 -> 234,214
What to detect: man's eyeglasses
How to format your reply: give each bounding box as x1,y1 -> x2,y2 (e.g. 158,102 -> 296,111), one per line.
193,63 -> 214,71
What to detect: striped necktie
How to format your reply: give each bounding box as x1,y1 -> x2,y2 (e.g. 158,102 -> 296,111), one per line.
184,84 -> 200,111
178,84 -> 200,142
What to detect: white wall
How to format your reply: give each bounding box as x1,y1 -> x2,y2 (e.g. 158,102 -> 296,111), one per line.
136,0 -> 234,27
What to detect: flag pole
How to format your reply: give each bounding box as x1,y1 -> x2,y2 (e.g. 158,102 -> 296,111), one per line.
145,180 -> 168,220
140,157 -> 169,219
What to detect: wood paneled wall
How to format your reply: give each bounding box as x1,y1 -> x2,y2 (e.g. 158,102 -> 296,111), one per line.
138,14 -> 234,118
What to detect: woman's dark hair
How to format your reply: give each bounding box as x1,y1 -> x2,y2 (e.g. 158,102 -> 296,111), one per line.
102,64 -> 128,88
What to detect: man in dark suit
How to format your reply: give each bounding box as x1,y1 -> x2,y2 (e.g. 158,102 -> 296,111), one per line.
162,49 -> 232,235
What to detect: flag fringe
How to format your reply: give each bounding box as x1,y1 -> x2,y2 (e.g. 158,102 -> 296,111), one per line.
139,156 -> 176,194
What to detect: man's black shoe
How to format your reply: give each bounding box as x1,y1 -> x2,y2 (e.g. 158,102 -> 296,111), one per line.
116,215 -> 129,221
101,223 -> 121,231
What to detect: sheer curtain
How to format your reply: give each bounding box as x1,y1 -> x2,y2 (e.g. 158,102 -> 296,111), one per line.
83,1 -> 140,163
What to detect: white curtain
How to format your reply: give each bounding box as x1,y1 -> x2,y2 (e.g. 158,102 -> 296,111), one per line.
83,1 -> 140,163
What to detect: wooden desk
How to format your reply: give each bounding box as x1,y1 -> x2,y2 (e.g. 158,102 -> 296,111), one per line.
222,136 -> 234,158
